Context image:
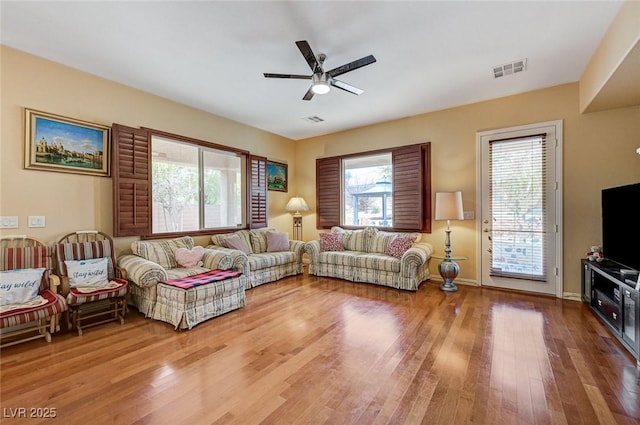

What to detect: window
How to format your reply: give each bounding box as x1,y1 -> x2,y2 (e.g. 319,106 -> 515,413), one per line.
343,153 -> 393,227
151,135 -> 245,234
112,124 -> 264,237
316,143 -> 431,232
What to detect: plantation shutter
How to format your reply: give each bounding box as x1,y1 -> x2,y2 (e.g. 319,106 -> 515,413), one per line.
249,155 -> 267,229
316,157 -> 341,229
392,144 -> 430,231
488,133 -> 548,281
112,124 -> 151,237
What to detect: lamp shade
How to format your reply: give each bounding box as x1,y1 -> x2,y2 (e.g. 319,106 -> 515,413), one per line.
435,191 -> 464,221
285,197 -> 309,214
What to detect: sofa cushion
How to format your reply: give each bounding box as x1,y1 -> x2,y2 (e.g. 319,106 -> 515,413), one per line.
320,233 -> 344,251
211,230 -> 253,254
65,257 -> 109,288
250,228 -> 276,253
353,254 -> 401,272
385,235 -> 417,258
368,231 -> 398,254
266,231 -> 289,252
317,251 -> 361,266
224,234 -> 251,255
249,252 -> 296,269
131,236 -> 194,270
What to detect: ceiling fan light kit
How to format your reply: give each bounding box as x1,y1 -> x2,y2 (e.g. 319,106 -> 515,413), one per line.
264,40 -> 376,101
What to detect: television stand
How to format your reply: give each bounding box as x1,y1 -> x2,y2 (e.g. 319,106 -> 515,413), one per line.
582,259 -> 639,365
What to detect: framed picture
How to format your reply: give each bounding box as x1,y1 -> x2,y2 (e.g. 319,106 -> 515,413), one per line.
24,108 -> 111,177
267,161 -> 288,192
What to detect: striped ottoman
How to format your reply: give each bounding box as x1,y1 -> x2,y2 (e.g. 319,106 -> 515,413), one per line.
151,269 -> 247,330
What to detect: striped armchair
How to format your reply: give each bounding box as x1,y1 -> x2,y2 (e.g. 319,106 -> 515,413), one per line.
54,231 -> 129,336
0,236 -> 67,348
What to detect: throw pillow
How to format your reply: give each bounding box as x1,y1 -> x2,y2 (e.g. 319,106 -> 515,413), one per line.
224,234 -> 251,255
175,246 -> 205,268
319,233 -> 344,252
385,235 -> 417,258
266,231 -> 289,252
65,257 -> 109,288
0,267 -> 45,306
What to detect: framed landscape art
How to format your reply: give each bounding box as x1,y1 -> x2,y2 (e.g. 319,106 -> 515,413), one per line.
267,161 -> 288,192
24,108 -> 111,177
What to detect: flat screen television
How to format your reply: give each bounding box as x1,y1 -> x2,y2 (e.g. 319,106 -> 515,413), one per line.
601,182 -> 640,271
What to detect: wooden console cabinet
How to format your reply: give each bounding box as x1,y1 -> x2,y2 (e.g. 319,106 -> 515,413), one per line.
582,259 -> 640,365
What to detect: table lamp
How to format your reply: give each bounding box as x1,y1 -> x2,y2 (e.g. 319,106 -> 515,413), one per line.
435,191 -> 464,291
285,196 -> 308,241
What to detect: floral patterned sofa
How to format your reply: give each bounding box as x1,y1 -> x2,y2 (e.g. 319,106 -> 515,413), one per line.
304,226 -> 433,291
207,228 -> 305,289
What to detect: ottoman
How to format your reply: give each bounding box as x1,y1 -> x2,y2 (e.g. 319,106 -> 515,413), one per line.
151,269 -> 247,330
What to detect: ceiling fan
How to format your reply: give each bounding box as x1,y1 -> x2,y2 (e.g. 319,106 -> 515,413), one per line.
264,40 -> 376,101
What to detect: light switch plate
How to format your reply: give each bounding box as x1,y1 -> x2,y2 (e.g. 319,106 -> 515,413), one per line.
0,216 -> 19,228
463,211 -> 475,220
28,215 -> 46,228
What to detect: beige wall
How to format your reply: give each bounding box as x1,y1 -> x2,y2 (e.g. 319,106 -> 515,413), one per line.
2,45 -> 639,297
0,46 -> 296,252
295,84 -> 640,295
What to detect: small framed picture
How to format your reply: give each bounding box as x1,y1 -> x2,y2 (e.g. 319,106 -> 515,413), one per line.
24,108 -> 111,177
267,161 -> 288,192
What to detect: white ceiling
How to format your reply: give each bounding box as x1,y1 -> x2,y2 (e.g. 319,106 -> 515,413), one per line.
0,1 -> 625,140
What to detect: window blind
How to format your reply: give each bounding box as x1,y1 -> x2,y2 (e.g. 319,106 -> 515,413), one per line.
488,133 -> 548,281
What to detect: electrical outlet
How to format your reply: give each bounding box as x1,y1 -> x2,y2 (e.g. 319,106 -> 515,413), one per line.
463,211 -> 475,220
0,216 -> 19,228
28,215 -> 46,228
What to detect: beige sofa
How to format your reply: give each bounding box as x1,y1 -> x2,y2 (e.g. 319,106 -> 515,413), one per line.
208,228 -> 305,288
304,226 -> 433,291
118,236 -> 247,317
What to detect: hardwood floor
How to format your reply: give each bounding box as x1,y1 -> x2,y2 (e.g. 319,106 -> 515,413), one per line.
1,274 -> 638,425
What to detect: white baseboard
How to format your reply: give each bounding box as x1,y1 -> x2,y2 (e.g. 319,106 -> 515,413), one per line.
562,292 -> 582,302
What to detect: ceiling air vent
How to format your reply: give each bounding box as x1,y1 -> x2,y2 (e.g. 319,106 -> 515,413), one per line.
492,59 -> 527,79
302,115 -> 324,124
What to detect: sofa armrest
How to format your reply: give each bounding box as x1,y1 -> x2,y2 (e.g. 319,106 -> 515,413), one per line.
205,246 -> 249,274
203,247 -> 248,274
289,240 -> 305,262
400,242 -> 433,273
304,240 -> 321,263
118,254 -> 168,288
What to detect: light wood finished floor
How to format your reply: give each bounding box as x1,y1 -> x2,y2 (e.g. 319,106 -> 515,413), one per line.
1,274 -> 639,425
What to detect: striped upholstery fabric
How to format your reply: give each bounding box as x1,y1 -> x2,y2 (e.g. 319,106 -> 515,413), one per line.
304,237 -> 433,291
54,239 -> 117,279
0,240 -> 66,341
131,236 -> 194,270
1,246 -> 52,291
0,289 -> 66,328
208,236 -> 304,289
152,274 -> 247,329
65,277 -> 129,304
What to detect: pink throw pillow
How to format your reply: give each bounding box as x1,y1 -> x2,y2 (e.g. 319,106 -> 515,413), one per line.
385,235 -> 416,258
267,231 -> 289,252
319,233 -> 344,252
175,246 -> 205,268
224,234 -> 251,255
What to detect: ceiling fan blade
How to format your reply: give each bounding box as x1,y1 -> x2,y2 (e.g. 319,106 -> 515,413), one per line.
264,73 -> 311,79
327,55 -> 376,78
302,86 -> 315,101
330,79 -> 364,95
296,40 -> 321,72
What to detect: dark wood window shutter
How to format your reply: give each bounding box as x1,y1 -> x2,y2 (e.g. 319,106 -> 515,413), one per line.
112,124 -> 151,237
316,157 -> 341,229
393,144 -> 429,231
249,155 -> 267,229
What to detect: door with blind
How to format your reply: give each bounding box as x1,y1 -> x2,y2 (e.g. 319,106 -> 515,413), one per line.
478,121 -> 562,296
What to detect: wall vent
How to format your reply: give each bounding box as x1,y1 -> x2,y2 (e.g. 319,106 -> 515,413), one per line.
492,59 -> 527,79
301,115 -> 324,123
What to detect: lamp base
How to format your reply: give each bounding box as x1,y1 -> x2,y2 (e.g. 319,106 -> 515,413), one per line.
438,259 -> 460,292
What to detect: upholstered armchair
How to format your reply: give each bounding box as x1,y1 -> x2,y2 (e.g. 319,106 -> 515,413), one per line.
0,235 -> 67,347
53,230 -> 129,336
